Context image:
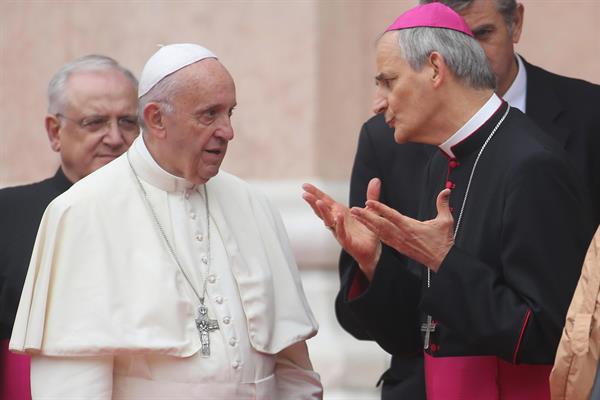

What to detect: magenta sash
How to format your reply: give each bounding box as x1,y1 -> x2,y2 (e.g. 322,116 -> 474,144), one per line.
0,339 -> 31,400
424,352 -> 551,400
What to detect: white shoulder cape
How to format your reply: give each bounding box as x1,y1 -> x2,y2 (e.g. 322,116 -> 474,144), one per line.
10,151 -> 318,357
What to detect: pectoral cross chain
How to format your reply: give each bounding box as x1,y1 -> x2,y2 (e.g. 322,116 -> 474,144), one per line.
195,301 -> 219,357
420,315 -> 437,350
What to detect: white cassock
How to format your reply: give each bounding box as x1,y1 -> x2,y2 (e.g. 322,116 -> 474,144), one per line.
10,136 -> 322,399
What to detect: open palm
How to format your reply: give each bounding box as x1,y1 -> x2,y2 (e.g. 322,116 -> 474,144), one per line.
302,179 -> 382,273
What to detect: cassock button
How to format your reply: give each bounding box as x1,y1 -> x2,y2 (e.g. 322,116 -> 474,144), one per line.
190,212 -> 196,220
445,181 -> 455,189
448,160 -> 460,169
430,343 -> 439,352
208,274 -> 216,283
223,316 -> 231,324
231,360 -> 240,369
184,191 -> 191,199
229,337 -> 238,347
201,255 -> 208,264
215,296 -> 223,304
196,234 -> 203,242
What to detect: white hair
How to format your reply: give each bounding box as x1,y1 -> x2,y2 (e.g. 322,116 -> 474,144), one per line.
47,55 -> 137,114
396,27 -> 496,90
137,71 -> 183,131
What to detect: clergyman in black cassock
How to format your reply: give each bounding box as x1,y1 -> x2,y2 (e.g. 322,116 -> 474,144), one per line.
303,3 -> 595,398
339,101 -> 593,399
336,56 -> 600,399
335,2 -> 600,398
0,54 -> 138,400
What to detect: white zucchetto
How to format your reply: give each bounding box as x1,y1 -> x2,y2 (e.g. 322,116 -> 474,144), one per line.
138,43 -> 218,98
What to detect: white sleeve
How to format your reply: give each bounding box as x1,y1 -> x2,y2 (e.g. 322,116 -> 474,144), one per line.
30,355 -> 114,400
275,341 -> 323,400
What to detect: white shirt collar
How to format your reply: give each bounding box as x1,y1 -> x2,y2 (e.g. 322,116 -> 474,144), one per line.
131,134 -> 198,193
438,93 -> 503,159
502,54 -> 527,113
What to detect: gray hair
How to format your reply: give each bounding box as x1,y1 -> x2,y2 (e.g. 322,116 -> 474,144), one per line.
137,71 -> 180,131
394,27 -> 496,90
47,54 -> 138,114
419,0 -> 518,33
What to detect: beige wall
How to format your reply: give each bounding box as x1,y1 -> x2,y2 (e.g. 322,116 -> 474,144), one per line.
1,0 -> 599,186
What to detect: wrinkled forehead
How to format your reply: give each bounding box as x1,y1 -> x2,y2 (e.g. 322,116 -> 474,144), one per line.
376,32 -> 404,63
170,60 -> 236,108
376,31 -> 400,50
64,69 -> 138,109
66,68 -> 134,90
176,58 -> 234,87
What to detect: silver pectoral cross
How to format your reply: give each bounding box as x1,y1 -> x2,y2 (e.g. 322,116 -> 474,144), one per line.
420,315 -> 437,350
195,300 -> 219,357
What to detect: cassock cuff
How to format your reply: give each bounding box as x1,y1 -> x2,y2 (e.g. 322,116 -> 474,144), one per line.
348,269 -> 369,301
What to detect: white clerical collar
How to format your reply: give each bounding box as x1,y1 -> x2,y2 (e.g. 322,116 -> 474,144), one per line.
131,135 -> 199,193
502,54 -> 527,113
439,93 -> 503,159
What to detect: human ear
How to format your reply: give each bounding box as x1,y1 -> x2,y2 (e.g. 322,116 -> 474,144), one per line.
511,3 -> 525,44
45,114 -> 61,152
143,103 -> 167,139
428,52 -> 445,87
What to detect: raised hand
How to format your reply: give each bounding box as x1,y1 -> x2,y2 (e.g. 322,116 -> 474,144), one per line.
302,178 -> 383,279
350,188 -> 455,272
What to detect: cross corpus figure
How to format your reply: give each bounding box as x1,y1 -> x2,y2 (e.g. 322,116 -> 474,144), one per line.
195,302 -> 219,357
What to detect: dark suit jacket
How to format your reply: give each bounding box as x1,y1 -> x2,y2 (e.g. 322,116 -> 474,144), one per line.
524,59 -> 600,227
336,60 -> 600,399
0,169 -> 72,339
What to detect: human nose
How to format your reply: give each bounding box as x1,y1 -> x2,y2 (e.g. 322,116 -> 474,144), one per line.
215,116 -> 234,141
102,120 -> 126,147
372,91 -> 388,115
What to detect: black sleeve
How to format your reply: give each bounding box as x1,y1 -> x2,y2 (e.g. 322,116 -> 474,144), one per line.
338,248 -> 423,356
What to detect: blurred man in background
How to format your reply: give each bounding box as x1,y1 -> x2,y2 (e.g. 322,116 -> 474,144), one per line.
0,54 -> 139,399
